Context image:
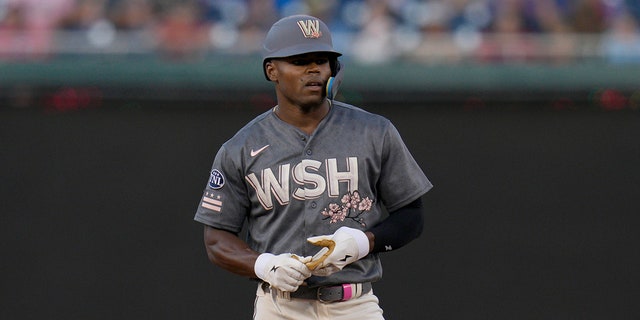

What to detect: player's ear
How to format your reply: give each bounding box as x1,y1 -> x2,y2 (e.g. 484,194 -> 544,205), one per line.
265,61 -> 277,82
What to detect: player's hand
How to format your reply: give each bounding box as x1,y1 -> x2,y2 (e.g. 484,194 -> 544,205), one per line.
254,253 -> 312,292
306,226 -> 370,277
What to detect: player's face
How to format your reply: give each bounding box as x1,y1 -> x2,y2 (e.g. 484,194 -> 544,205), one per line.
268,52 -> 333,110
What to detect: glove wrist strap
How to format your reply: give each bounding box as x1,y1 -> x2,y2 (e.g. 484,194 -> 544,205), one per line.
337,226 -> 370,259
254,253 -> 275,280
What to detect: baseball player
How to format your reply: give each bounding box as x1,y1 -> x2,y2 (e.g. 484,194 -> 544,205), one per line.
194,14 -> 432,319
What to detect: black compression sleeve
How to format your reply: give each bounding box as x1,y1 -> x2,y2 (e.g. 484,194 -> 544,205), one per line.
368,198 -> 424,253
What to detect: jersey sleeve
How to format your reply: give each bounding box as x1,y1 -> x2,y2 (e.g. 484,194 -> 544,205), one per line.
377,122 -> 433,212
193,145 -> 249,233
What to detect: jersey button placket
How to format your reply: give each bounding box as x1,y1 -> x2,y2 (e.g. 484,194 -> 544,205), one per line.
306,149 -> 312,156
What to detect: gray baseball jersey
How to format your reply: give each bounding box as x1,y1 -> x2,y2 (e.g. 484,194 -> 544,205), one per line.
194,100 -> 432,287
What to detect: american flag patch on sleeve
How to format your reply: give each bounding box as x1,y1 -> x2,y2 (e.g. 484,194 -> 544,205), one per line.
201,192 -> 222,213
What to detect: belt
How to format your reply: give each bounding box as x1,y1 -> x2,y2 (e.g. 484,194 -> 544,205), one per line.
261,282 -> 372,303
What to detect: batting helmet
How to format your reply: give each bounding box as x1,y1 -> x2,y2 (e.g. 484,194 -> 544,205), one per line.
261,15 -> 342,81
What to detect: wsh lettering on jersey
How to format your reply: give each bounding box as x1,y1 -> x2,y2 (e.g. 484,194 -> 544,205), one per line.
245,157 -> 358,210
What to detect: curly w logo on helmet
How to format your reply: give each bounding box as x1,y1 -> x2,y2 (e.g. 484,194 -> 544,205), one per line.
297,19 -> 322,39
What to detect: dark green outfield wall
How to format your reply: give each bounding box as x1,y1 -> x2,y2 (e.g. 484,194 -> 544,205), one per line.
2,103 -> 639,319
2,57 -> 640,110
2,57 -> 639,91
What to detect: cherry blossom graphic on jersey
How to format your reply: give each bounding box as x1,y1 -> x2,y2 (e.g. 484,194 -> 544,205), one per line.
321,190 -> 373,227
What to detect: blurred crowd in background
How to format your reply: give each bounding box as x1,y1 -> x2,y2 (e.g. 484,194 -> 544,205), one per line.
1,0 -> 640,64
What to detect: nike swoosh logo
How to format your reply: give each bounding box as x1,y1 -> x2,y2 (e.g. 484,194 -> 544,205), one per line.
250,144 -> 270,157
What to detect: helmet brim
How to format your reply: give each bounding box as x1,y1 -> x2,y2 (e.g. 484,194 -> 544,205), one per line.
264,43 -> 342,60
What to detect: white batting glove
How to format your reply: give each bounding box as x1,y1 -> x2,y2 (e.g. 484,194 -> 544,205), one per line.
307,226 -> 370,277
254,253 -> 312,292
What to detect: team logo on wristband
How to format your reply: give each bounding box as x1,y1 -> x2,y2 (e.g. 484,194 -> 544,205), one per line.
208,169 -> 225,189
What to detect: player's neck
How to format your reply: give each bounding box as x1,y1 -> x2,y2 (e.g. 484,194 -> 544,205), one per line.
274,100 -> 331,135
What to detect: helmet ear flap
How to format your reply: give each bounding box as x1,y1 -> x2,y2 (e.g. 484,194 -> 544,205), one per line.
330,58 -> 341,77
326,60 -> 344,100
